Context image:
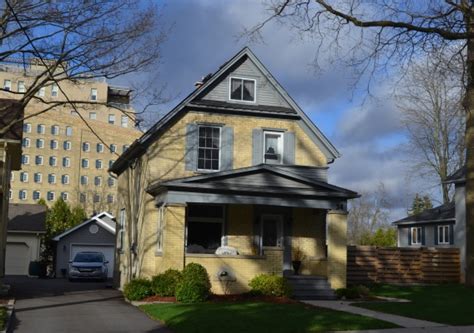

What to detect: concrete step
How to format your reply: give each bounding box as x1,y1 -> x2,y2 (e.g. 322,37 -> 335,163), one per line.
286,275 -> 337,300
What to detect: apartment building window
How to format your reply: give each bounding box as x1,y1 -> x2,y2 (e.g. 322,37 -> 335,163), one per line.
109,160 -> 115,168
61,192 -> 69,201
94,176 -> 102,186
90,88 -> 97,101
107,177 -> 115,187
34,173 -> 42,183
110,144 -> 117,153
121,115 -> 128,128
49,156 -> 57,167
63,141 -> 71,150
229,77 -> 256,102
48,174 -> 56,184
22,138 -> 30,148
35,155 -> 43,165
197,126 -> 221,171
20,172 -> 28,182
19,190 -> 27,200
89,112 -> 97,120
107,194 -> 114,204
108,114 -> 115,124
50,140 -> 58,150
36,139 -> 44,149
71,110 -> 79,116
122,145 -> 129,153
37,86 -> 45,97
93,193 -> 100,203
3,79 -> 11,91
33,191 -> 41,201
82,142 -> 90,152
80,193 -> 86,203
37,124 -> 45,134
61,174 -> 70,185
21,154 -> 29,165
96,143 -> 104,153
95,159 -> 103,169
51,83 -> 58,97
62,157 -> 71,168
17,81 -> 25,93
51,125 -> 59,135
81,158 -> 89,168
80,175 -> 88,185
10,172 -> 14,182
65,126 -> 73,136
47,191 -> 55,201
23,123 -> 31,133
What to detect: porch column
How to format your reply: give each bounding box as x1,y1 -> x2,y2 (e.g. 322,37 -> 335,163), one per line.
327,210 -> 348,289
161,204 -> 186,270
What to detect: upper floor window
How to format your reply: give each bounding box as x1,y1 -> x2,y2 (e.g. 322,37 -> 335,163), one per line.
3,79 -> 11,91
61,192 -> 69,201
62,157 -> 71,168
108,114 -> 115,124
71,110 -> 79,116
19,190 -> 27,200
49,156 -> 57,167
36,139 -> 44,149
94,176 -> 102,186
82,142 -> 90,152
37,86 -> 45,97
50,140 -> 58,150
107,177 -> 115,187
17,81 -> 25,93
21,154 -> 29,165
110,144 -> 117,153
23,123 -> 31,133
65,126 -> 73,136
89,112 -> 97,120
80,175 -> 88,185
22,138 -> 30,148
35,155 -> 43,165
20,172 -> 28,182
230,77 -> 256,102
438,225 -> 451,245
263,131 -> 283,164
121,115 -> 128,128
81,158 -> 89,168
37,124 -> 45,134
34,172 -> 42,183
51,125 -> 59,135
33,190 -> 41,201
48,173 -> 56,184
198,126 -> 221,171
96,143 -> 104,153
51,83 -> 59,97
63,141 -> 72,150
109,160 -> 115,168
96,159 -> 103,169
107,194 -> 114,203
47,191 -> 55,201
61,174 -> 70,185
122,145 -> 129,153
90,88 -> 97,101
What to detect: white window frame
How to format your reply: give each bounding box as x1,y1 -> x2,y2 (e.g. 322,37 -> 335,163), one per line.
96,159 -> 103,169
37,124 -> 45,134
82,142 -> 90,152
62,157 -> 71,168
260,214 -> 284,249
23,123 -> 31,133
36,138 -> 44,149
157,205 -> 165,252
35,155 -> 43,165
89,112 -> 97,120
49,156 -> 57,167
22,154 -> 29,165
48,174 -> 56,184
20,172 -> 28,182
90,88 -> 97,101
107,177 -> 115,187
107,194 -> 114,203
63,140 -> 71,150
81,158 -> 89,168
121,115 -> 128,128
47,191 -> 55,201
61,192 -> 69,201
65,126 -> 73,137
17,81 -> 25,93
50,140 -> 58,150
33,190 -> 41,200
119,209 -> 126,251
80,175 -> 88,185
61,174 -> 70,185
263,131 -> 284,165
51,125 -> 59,135
34,172 -> 42,183
97,143 -> 104,153
3,79 -> 11,91
22,138 -> 30,148
94,176 -> 102,186
438,225 -> 450,245
108,114 -> 115,124
37,86 -> 45,97
411,227 -> 422,245
110,144 -> 116,153
51,83 -> 59,97
229,77 -> 256,103
197,125 -> 222,172
19,190 -> 27,200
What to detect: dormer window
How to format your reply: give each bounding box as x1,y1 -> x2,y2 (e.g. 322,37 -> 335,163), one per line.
263,131 -> 283,164
230,77 -> 255,102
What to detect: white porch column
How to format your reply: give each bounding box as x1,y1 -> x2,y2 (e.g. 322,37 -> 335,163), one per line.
327,210 -> 348,289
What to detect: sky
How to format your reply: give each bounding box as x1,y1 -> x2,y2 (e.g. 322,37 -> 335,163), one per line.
126,0 -> 444,220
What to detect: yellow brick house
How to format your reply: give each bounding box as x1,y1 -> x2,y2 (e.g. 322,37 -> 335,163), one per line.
109,48 -> 358,297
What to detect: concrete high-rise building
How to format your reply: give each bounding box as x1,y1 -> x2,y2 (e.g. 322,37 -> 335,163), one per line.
0,59 -> 142,213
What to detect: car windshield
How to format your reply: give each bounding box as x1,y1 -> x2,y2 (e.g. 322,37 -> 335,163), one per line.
73,253 -> 103,263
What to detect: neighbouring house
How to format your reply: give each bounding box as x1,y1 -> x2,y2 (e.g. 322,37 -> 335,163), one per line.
0,99 -> 24,277
392,166 -> 466,280
109,47 -> 358,296
53,211 -> 116,278
6,203 -> 46,275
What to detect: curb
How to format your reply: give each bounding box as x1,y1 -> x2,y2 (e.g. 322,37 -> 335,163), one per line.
1,299 -> 15,333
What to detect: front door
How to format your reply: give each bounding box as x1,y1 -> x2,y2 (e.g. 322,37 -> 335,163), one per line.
261,214 -> 283,248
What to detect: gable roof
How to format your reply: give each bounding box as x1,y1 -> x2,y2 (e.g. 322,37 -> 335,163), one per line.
53,211 -> 116,241
392,202 -> 455,226
8,203 -> 46,233
147,164 -> 358,199
109,47 -> 340,176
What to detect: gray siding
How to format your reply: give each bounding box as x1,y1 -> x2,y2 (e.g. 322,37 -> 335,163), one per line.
454,184 -> 466,278
203,57 -> 291,108
397,224 -> 456,248
55,222 -> 115,278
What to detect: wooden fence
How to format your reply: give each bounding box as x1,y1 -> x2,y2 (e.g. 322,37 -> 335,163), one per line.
347,246 -> 460,285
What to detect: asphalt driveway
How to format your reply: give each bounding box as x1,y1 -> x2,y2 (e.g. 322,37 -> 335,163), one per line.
4,276 -> 170,333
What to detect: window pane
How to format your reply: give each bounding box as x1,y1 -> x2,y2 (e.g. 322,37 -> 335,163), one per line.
187,222 -> 222,252
230,78 -> 242,100
197,126 -> 220,170
263,220 -> 278,247
243,80 -> 255,101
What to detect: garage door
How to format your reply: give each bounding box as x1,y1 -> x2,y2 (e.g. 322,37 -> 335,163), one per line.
70,245 -> 114,278
6,243 -> 30,275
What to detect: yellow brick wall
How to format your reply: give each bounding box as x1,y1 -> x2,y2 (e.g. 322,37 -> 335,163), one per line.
327,210 -> 348,289
226,205 -> 255,255
292,208 -> 327,276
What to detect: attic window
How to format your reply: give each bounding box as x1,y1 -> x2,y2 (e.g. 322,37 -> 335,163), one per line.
230,77 -> 255,102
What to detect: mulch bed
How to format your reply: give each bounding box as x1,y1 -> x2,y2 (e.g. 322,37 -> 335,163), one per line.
141,294 -> 297,304
142,296 -> 176,302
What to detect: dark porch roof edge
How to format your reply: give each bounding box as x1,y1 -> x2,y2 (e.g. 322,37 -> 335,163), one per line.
109,47 -> 340,176
391,202 -> 455,225
444,165 -> 465,184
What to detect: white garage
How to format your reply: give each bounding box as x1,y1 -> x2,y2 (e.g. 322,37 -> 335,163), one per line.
5,242 -> 30,275
70,244 -> 115,278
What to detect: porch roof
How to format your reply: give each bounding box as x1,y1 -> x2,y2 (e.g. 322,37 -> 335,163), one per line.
147,164 -> 358,209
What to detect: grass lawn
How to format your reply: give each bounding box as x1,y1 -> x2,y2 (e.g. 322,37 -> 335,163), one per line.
140,301 -> 398,333
355,284 -> 474,325
0,306 -> 6,331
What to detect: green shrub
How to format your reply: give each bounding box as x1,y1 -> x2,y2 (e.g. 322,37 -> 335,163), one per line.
248,274 -> 291,297
151,269 -> 182,296
123,278 -> 152,301
182,263 -> 211,290
355,285 -> 371,298
335,285 -> 371,300
175,279 -> 210,303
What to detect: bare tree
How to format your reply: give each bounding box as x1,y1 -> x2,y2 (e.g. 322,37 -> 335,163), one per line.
397,51 -> 465,203
247,0 -> 474,284
0,0 -> 167,139
347,184 -> 390,245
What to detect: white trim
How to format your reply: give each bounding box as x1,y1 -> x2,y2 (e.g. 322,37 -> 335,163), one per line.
260,214 -> 283,248
196,125 -> 222,172
228,76 -> 257,103
438,225 -> 450,245
263,131 -> 284,164
410,226 -> 422,245
53,211 -> 115,241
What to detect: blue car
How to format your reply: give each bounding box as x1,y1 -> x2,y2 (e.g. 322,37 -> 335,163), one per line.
69,251 -> 108,281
